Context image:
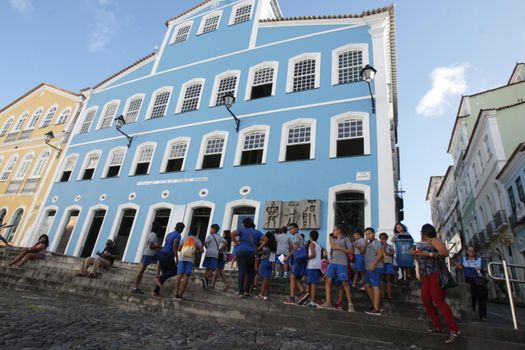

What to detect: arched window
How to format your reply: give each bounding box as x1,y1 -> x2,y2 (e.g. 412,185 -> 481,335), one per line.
80,152 -> 101,180
170,21 -> 193,44
41,105 -> 57,128
1,155 -> 18,181
234,125 -> 270,166
330,112 -> 370,158
147,87 -> 172,119
104,148 -> 126,178
229,1 -> 254,25
13,112 -> 29,132
131,143 -> 156,175
5,208 -> 24,242
15,153 -> 34,180
279,119 -> 317,162
123,94 -> 144,124
177,80 -> 204,113
31,150 -> 51,179
79,107 -> 98,134
59,154 -> 78,182
331,44 -> 369,85
162,138 -> 189,173
98,100 -> 120,129
211,71 -> 240,107
198,11 -> 222,35
56,107 -> 72,125
246,62 -> 278,100
197,132 -> 228,169
0,117 -> 14,137
0,208 -> 6,225
27,108 -> 44,129
286,53 -> 321,93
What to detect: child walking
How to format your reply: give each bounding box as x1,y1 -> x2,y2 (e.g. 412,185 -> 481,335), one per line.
306,230 -> 322,307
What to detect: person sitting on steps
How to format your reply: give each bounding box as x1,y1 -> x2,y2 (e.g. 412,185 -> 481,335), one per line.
8,234 -> 49,267
77,239 -> 119,278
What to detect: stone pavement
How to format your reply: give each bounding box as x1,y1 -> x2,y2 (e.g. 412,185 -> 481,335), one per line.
0,289 -> 420,350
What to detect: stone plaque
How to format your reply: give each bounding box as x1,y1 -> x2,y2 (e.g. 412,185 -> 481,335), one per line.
263,199 -> 320,230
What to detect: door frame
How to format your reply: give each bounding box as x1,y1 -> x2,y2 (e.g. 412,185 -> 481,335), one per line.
108,202 -> 140,262
50,205 -> 82,254
74,204 -> 109,257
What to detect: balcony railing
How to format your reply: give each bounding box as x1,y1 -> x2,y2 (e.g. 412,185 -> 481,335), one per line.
478,230 -> 487,246
17,130 -> 32,141
485,221 -> 494,236
4,132 -> 18,143
21,178 -> 39,193
493,210 -> 508,232
5,180 -> 22,194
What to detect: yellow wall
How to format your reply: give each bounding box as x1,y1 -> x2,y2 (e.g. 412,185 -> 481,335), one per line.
0,84 -> 81,246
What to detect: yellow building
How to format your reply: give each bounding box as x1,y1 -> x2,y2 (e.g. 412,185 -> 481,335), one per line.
0,83 -> 82,246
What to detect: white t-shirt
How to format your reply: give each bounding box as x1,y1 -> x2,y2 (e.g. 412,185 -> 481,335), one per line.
307,241 -> 322,270
142,232 -> 159,256
204,233 -> 226,259
276,233 -> 291,255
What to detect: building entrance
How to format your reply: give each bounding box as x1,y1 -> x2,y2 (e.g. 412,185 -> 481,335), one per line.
80,209 -> 106,258
56,210 -> 79,254
189,207 -> 211,266
114,209 -> 137,259
334,192 -> 365,235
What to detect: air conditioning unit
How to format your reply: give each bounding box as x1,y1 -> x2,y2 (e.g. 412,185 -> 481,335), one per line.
517,201 -> 525,221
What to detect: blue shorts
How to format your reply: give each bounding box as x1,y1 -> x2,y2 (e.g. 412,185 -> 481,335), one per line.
258,259 -> 272,278
217,259 -> 225,270
365,268 -> 382,287
202,257 -> 218,270
291,262 -> 306,278
355,255 -> 365,272
326,264 -> 349,282
306,269 -> 321,285
177,261 -> 194,275
382,263 -> 394,275
141,255 -> 157,265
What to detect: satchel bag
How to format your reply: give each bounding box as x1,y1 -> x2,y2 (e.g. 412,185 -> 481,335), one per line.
437,257 -> 457,289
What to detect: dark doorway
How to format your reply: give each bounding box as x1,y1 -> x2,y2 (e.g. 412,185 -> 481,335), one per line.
151,208 -> 171,244
189,207 -> 211,266
335,192 -> 365,236
114,209 -> 137,259
56,210 -> 79,254
80,209 -> 106,258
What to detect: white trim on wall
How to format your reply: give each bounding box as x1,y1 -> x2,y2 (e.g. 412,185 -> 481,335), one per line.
108,202 -> 141,261
233,124 -> 270,166
221,198 -> 260,231
278,118 -> 317,162
73,204 -> 109,257
329,111 -> 370,158
50,204 -> 82,253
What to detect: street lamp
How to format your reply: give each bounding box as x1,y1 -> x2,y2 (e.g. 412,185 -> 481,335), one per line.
360,64 -> 377,114
222,93 -> 240,132
114,115 -> 133,148
44,131 -> 62,158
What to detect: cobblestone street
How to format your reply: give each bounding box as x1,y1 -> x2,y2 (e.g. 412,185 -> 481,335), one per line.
0,289 -> 419,350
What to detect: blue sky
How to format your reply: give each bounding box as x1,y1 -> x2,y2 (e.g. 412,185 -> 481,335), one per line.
1,0 -> 525,239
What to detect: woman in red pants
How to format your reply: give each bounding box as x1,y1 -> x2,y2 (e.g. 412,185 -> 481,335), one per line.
413,224 -> 460,344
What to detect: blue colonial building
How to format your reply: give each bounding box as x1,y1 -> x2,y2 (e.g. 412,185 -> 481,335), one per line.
34,0 -> 400,264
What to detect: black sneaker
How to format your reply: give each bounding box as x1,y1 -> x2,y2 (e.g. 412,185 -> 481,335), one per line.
131,288 -> 144,295
283,297 -> 296,305
365,310 -> 382,316
297,292 -> 310,305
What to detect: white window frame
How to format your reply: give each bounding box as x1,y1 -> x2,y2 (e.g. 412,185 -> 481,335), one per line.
228,0 -> 255,25
122,93 -> 145,124
55,106 -> 72,125
0,117 -> 15,137
244,61 -> 279,101
146,86 -> 173,120
26,107 -> 44,130
40,104 -> 58,128
234,125 -> 270,166
331,43 -> 369,86
286,53 -> 321,93
169,20 -> 194,44
57,153 -> 79,182
1,154 -> 19,182
101,146 -> 127,178
77,106 -> 99,134
329,112 -> 370,158
129,142 -> 157,176
30,150 -> 51,179
77,150 -> 102,181
196,131 -> 229,170
279,118 -> 317,162
96,100 -> 120,130
197,10 -> 223,35
13,111 -> 29,132
209,70 -> 241,107
160,137 -> 191,173
14,152 -> 34,180
176,78 -> 205,113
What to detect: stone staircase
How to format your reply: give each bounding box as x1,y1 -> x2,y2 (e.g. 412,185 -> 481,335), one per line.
0,247 -> 524,349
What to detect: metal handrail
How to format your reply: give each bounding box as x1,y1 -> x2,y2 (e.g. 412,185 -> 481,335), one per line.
487,261 -> 525,330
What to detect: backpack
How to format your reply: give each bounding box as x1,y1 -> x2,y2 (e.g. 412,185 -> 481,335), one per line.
181,236 -> 196,258
294,246 -> 308,265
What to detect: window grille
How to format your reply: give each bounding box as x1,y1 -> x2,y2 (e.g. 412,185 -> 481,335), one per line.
293,59 -> 316,92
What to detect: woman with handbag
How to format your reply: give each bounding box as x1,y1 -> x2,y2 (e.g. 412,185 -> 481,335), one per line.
412,224 -> 460,344
451,246 -> 488,320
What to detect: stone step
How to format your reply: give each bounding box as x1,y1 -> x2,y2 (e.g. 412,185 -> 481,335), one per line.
1,269 -> 524,350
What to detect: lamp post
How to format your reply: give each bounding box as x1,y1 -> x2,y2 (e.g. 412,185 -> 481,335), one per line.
222,93 -> 240,132
114,115 -> 133,148
44,131 -> 62,158
360,64 -> 377,114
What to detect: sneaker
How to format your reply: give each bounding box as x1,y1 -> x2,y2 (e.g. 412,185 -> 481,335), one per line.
238,294 -> 246,298
200,277 -> 208,290
283,273 -> 289,278
308,302 -> 318,308
335,302 -> 343,310
360,286 -> 366,292
365,310 -> 382,316
131,288 -> 144,295
347,304 -> 355,312
173,295 -> 182,300
297,292 -> 310,305
263,296 -> 269,301
283,297 -> 296,305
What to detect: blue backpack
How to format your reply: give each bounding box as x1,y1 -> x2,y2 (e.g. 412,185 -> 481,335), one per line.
294,246 -> 308,265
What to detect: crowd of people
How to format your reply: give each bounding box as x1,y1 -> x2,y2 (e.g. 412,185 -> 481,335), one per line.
4,219 -> 489,345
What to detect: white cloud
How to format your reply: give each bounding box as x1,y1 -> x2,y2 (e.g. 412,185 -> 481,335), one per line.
416,63 -> 470,117
9,0 -> 34,15
87,8 -> 118,53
